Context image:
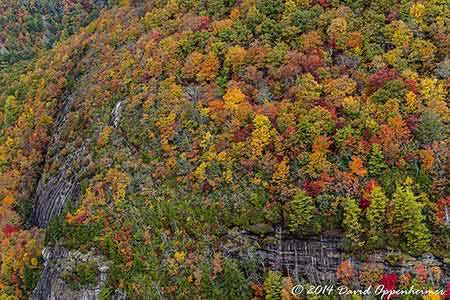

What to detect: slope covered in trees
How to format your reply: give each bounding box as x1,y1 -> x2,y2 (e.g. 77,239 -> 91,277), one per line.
0,0 -> 113,67
0,0 -> 449,298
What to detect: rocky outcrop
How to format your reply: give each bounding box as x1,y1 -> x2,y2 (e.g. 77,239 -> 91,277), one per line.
30,96 -> 126,227
30,145 -> 86,227
31,228 -> 449,299
436,58 -> 450,79
31,247 -> 118,300
225,227 -> 449,287
272,234 -> 449,286
110,101 -> 122,128
30,94 -> 89,227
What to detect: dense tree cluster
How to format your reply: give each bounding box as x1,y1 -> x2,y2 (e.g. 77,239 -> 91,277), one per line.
0,0 -> 113,67
0,0 -> 448,298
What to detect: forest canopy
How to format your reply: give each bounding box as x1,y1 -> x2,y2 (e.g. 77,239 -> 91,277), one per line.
0,0 -> 448,298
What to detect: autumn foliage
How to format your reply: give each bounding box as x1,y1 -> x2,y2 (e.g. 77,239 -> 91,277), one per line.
0,0 -> 448,297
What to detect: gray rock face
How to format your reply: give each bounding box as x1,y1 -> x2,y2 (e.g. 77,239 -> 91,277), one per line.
444,204 -> 449,226
32,229 -> 449,298
32,247 -> 69,300
225,227 -> 449,286
0,45 -> 8,55
435,58 -> 450,79
31,247 -> 114,300
274,238 -> 448,286
30,95 -> 89,227
30,147 -> 85,227
110,101 -> 122,128
335,53 -> 361,69
272,232 -> 343,283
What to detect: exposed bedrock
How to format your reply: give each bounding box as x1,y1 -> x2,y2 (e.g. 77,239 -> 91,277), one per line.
31,247 -> 124,300
31,230 -> 449,299
29,94 -> 89,227
30,147 -> 85,227
30,96 -> 122,227
226,227 -> 449,286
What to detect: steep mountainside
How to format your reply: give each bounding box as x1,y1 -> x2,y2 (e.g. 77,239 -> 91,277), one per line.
0,0 -> 113,67
0,0 -> 449,298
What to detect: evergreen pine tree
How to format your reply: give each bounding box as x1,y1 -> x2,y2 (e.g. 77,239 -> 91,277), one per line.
285,190 -> 315,234
366,186 -> 388,247
264,271 -> 283,300
4,95 -> 18,126
342,197 -> 363,248
391,185 -> 431,255
368,144 -> 387,177
391,185 -> 414,227
406,222 -> 431,256
220,259 -> 252,299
